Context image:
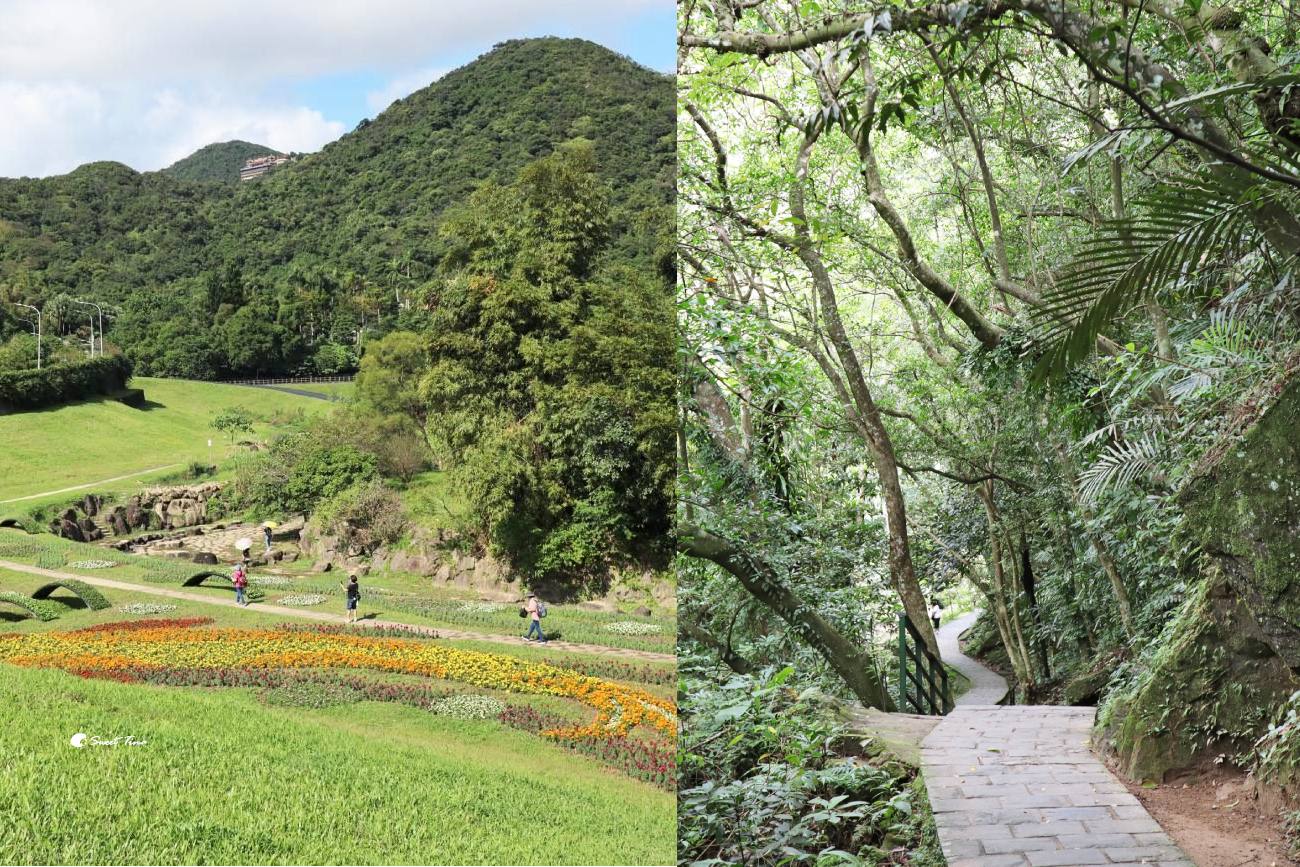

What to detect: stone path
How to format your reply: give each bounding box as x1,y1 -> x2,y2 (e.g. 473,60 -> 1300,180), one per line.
940,610 -> 1010,706
922,614 -> 1192,866
0,560 -> 674,664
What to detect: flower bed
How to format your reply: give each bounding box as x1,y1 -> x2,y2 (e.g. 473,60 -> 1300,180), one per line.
274,622 -> 440,641
70,617 -> 215,634
604,621 -> 663,636
429,694 -> 506,720
69,560 -> 117,570
116,603 -> 179,615
0,623 -> 676,741
277,594 -> 327,606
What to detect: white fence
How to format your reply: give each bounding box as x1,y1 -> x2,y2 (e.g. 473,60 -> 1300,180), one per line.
219,375 -> 355,387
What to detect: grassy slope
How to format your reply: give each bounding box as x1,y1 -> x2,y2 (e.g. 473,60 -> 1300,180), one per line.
0,378 -> 329,501
0,666 -> 674,865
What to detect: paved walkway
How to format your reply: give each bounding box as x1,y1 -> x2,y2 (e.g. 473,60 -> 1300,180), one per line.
0,464 -> 179,504
940,610 -> 1010,706
922,614 -> 1191,866
0,560 -> 674,664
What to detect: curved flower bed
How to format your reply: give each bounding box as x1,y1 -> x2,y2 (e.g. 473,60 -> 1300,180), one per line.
0,623 -> 676,740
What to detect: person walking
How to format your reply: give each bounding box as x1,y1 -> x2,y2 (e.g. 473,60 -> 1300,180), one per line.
232,563 -> 248,607
262,524 -> 273,554
339,575 -> 361,623
523,591 -> 547,643
928,600 -> 942,631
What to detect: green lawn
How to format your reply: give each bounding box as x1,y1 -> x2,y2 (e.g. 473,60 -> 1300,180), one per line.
0,377 -> 330,502
0,665 -> 674,865
0,530 -> 676,655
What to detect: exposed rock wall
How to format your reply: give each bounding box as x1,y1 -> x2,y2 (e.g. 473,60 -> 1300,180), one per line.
52,483 -> 224,541
1099,375 -> 1300,782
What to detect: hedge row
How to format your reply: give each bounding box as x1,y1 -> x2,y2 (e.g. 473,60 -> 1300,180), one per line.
0,355 -> 132,411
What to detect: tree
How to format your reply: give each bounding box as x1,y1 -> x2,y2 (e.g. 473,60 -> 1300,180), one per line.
211,406 -> 254,443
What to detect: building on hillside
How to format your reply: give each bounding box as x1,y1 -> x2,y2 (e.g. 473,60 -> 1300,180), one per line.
239,154 -> 290,181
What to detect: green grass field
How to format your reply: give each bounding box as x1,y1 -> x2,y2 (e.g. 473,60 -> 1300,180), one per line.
0,665 -> 674,865
0,377 -> 330,502
0,562 -> 674,864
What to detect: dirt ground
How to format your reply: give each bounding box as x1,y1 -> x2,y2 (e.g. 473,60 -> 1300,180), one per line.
1116,768 -> 1297,867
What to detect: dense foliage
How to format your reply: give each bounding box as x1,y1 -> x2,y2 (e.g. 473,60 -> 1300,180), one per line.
161,140 -> 282,183
0,38 -> 673,380
677,0 -> 1300,841
0,354 -> 131,410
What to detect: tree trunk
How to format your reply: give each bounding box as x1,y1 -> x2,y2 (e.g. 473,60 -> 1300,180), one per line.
679,524 -> 895,710
682,619 -> 754,675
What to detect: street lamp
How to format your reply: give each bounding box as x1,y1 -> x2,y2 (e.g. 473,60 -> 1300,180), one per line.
71,299 -> 100,357
14,303 -> 41,370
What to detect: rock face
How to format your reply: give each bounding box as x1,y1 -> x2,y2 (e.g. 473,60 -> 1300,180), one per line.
1099,374 -> 1300,783
51,483 -> 225,542
144,483 -> 223,530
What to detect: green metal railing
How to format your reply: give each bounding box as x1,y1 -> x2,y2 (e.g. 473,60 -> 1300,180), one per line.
897,613 -> 953,715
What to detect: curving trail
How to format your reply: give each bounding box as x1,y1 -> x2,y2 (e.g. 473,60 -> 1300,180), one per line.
0,559 -> 674,664
922,612 -> 1192,866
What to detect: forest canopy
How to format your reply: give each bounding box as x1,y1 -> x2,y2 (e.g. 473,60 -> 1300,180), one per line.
677,0 -> 1300,837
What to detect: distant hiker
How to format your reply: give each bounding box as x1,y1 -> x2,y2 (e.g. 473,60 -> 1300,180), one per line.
339,575 -> 360,623
263,524 -> 273,553
523,592 -> 547,643
232,563 -> 248,606
928,601 -> 942,631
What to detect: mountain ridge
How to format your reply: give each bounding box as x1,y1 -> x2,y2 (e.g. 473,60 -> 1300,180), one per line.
0,36 -> 673,379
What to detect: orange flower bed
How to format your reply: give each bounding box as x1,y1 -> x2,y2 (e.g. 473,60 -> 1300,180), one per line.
0,624 -> 675,740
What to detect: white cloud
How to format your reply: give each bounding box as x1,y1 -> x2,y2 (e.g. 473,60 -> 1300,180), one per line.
0,0 -> 665,84
366,67 -> 450,115
0,83 -> 345,177
0,0 -> 668,177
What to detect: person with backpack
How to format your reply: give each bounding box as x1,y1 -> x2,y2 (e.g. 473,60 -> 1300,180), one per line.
523,591 -> 547,643
232,563 -> 249,606
928,600 -> 943,631
339,575 -> 361,623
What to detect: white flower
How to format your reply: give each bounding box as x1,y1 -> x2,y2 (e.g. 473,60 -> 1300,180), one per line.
457,601 -> 506,613
278,594 -> 328,606
604,621 -> 663,636
428,694 -> 506,720
117,603 -> 178,614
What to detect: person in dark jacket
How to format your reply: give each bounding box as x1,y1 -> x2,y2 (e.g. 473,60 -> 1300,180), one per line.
339,575 -> 361,623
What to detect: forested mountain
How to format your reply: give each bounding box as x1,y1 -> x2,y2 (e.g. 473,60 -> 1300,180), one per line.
0,38 -> 673,379
162,140 -> 281,183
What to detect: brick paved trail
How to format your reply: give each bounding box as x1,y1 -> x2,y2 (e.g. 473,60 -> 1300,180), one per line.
921,616 -> 1192,866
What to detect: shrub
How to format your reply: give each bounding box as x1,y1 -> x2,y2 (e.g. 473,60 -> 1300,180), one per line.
0,592 -> 61,621
31,579 -> 111,610
314,480 -> 409,553
222,434 -> 378,516
0,355 -> 132,411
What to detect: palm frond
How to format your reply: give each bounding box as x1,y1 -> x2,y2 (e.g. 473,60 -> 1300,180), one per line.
1077,433 -> 1164,503
1030,171 -> 1274,378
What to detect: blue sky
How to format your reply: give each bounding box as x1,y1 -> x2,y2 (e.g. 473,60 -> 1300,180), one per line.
0,1 -> 675,178
296,5 -> 674,132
